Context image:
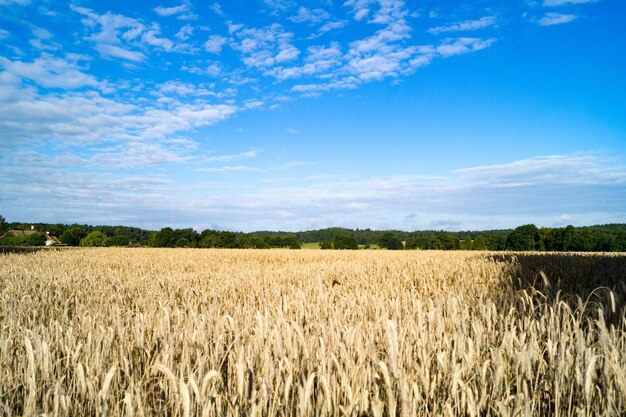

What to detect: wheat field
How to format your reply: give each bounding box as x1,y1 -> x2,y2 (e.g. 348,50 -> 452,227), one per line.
1,248 -> 625,416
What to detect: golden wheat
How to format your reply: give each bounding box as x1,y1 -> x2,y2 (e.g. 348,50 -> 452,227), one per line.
0,248 -> 625,416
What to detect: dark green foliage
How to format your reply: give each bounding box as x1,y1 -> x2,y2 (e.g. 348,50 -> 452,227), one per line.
198,230 -> 236,248
379,232 -> 403,250
473,235 -> 487,250
108,235 -> 130,246
333,234 -> 358,250
2,218 -> 626,252
80,231 -> 108,247
460,235 -> 473,250
60,227 -> 87,246
0,232 -> 47,246
319,241 -> 332,249
146,228 -> 199,248
506,224 -> 540,251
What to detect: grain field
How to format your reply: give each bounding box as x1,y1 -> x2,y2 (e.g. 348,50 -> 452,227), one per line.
1,249 -> 625,416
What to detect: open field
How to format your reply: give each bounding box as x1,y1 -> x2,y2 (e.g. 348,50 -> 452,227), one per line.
1,249 -> 625,416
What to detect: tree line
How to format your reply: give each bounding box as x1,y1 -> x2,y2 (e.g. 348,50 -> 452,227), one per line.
1,215 -> 625,251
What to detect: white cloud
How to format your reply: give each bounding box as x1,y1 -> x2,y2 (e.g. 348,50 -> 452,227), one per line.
289,7 -> 330,24
0,54 -> 102,89
544,0 -> 595,6
141,24 -> 176,51
206,149 -> 259,162
210,3 -> 224,16
165,153 -> 625,231
195,165 -> 264,173
370,0 -> 408,25
155,80 -> 219,97
175,24 -> 194,40
0,72 -> 237,146
244,100 -> 264,109
90,141 -> 192,168
72,6 -> 191,57
29,27 -> 61,51
232,24 -> 300,68
428,16 -> 497,35
71,5 -> 146,45
96,44 -> 146,62
153,4 -> 197,20
2,146 -> 623,231
154,5 -> 189,17
182,63 -> 222,77
261,0 -> 294,12
270,2 -> 495,92
436,37 -> 496,57
291,77 -> 361,95
0,0 -> 30,4
354,8 -> 370,21
204,35 -> 228,54
227,22 -> 244,34
344,0 -> 372,21
269,42 -> 343,80
537,12 -> 577,26
455,154 -> 626,187
0,29 -> 9,39
317,20 -> 347,35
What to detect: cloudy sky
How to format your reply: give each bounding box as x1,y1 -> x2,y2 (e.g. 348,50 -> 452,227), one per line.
1,0 -> 625,232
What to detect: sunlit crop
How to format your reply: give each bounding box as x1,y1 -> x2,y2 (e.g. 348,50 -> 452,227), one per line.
1,249 -> 625,416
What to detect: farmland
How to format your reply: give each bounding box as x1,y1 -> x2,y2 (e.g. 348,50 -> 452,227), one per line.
1,249 -> 625,416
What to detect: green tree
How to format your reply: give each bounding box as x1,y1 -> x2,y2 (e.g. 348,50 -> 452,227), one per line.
0,215 -> 6,233
460,235 -> 473,250
506,224 -> 540,251
80,231 -> 108,247
199,230 -> 220,248
0,231 -> 46,246
175,237 -> 190,248
108,235 -> 129,246
333,234 -> 358,250
473,235 -> 487,250
60,227 -> 87,246
217,231 -> 238,248
439,234 -> 460,250
379,232 -> 403,250
319,241 -> 332,249
562,225 -> 576,251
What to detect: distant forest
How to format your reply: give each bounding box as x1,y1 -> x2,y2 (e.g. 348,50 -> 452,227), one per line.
1,215 -> 625,251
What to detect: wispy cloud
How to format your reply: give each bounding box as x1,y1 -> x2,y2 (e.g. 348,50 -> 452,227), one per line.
537,12 -> 577,26
436,37 -> 496,57
0,0 -> 30,5
0,66 -> 237,146
204,35 -> 228,54
230,23 -> 300,68
289,7 -> 330,24
195,165 -> 264,173
0,0 -> 618,231
3,151 -> 622,230
428,16 -> 497,35
95,44 -> 146,62
543,0 -> 595,6
153,5 -> 189,17
206,149 -> 259,162
0,54 -> 102,89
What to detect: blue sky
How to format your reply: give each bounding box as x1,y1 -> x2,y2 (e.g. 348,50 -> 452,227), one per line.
1,0 -> 625,232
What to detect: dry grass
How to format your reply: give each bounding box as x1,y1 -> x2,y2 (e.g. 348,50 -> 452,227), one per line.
1,248 -> 625,416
